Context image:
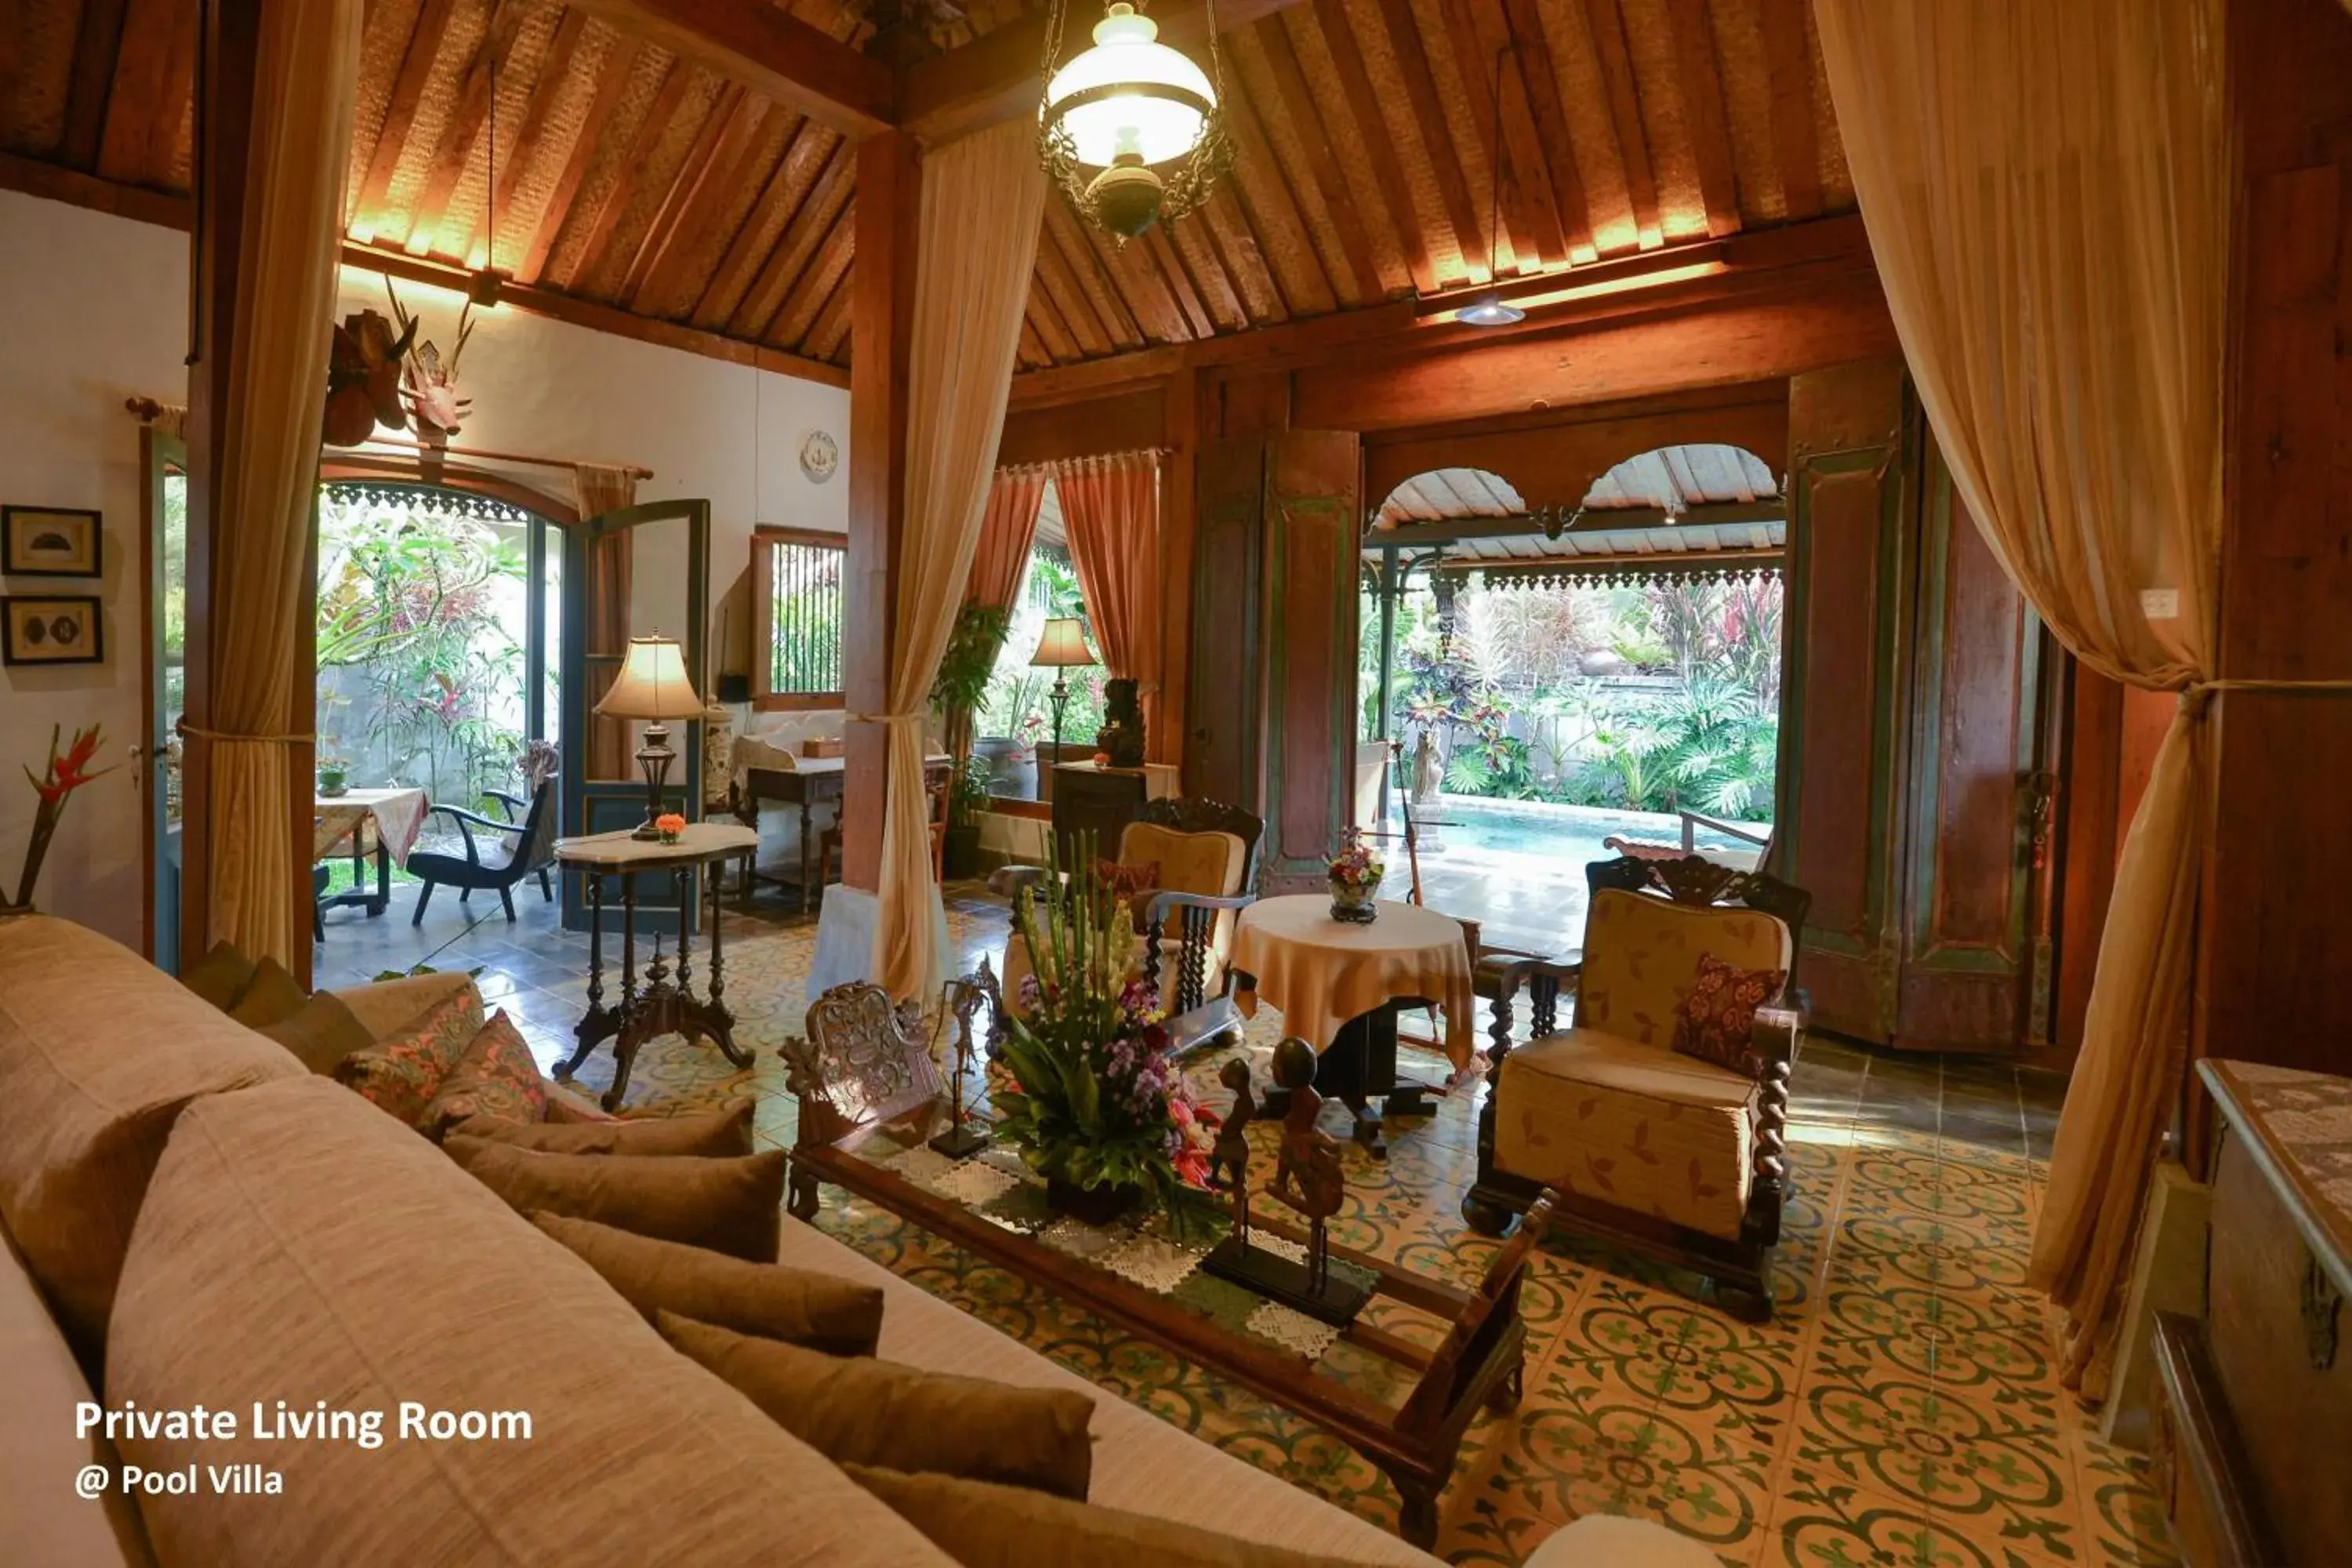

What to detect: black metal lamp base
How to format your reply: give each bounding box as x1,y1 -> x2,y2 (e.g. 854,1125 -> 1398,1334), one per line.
928,1123 -> 992,1160
631,724 -> 677,837
1201,1234 -> 1372,1327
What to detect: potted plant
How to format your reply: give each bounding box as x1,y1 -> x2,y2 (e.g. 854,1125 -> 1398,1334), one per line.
7,724 -> 116,916
318,754 -> 350,797
986,835 -> 1218,1225
942,754 -> 993,880
931,600 -> 1013,815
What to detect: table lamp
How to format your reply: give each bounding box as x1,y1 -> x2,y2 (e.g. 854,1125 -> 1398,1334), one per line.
595,634 -> 705,838
1029,615 -> 1098,768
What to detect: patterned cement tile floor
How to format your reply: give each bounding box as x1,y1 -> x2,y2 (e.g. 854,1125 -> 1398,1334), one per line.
316,882 -> 2172,1568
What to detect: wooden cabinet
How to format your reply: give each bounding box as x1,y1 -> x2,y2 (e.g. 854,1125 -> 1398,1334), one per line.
1779,361 -> 2053,1051
1184,432 -> 1361,894
2147,1058 -> 2352,1566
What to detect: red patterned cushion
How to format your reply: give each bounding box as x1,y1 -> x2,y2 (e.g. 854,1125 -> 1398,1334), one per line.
332,985 -> 485,1127
1670,951 -> 1786,1076
420,1011 -> 550,1139
1094,858 -> 1162,935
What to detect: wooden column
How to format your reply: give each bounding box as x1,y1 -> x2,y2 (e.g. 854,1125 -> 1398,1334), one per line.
1153,362 -> 1198,771
2198,0 -> 2352,1085
181,0 -> 319,985
840,128 -> 920,893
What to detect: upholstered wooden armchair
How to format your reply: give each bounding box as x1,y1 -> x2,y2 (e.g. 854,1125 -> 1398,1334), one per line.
1462,854 -> 1811,1320
993,797 -> 1263,1053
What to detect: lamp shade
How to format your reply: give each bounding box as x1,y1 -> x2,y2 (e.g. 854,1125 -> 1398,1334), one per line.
1029,616 -> 1097,669
1043,3 -> 1216,169
595,635 -> 706,720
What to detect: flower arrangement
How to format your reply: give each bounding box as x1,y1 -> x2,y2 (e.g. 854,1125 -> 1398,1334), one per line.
654,811 -> 687,844
8,724 -> 116,915
1327,832 -> 1385,924
985,833 -> 1218,1221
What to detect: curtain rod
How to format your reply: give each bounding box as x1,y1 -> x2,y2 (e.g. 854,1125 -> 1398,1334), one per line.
120,399 -> 653,481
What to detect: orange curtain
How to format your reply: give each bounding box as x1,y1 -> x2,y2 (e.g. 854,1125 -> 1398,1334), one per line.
575,465 -> 637,782
196,0 -> 364,968
1057,451 -> 1164,759
967,467 -> 1050,612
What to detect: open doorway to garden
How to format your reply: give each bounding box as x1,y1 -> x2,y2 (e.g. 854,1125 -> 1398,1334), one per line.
1360,446 -> 1785,957
971,481 -> 1108,802
313,482 -> 561,907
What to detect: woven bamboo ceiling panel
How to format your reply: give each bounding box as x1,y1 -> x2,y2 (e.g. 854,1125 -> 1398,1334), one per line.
0,0 -> 1854,374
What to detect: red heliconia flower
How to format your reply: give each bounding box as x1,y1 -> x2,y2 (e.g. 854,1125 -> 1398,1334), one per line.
26,724 -> 112,804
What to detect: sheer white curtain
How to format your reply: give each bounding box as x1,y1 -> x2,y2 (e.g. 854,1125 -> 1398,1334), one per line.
872,122 -> 1046,1000
1813,0 -> 2225,1399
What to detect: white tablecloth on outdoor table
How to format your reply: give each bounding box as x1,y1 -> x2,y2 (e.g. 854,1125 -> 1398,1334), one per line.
1229,895 -> 1476,1071
313,786 -> 430,866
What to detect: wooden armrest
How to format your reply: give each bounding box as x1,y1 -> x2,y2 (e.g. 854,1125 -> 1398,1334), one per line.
1142,890 -> 1255,922
1490,954 -> 1581,1004
431,802 -> 523,837
482,789 -> 526,821
1749,1004 -> 1802,1067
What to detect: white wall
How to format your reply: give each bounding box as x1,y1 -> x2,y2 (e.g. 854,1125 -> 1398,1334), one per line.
0,188 -> 851,950
0,191 -> 189,946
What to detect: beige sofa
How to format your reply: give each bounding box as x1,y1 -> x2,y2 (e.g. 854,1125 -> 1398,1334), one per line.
0,915 -> 1439,1568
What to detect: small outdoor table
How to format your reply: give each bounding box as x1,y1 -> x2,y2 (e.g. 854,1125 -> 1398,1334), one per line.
1229,895 -> 1475,1157
312,786 -> 429,920
552,822 -> 757,1110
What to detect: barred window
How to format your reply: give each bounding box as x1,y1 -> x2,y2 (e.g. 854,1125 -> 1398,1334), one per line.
752,527 -> 845,709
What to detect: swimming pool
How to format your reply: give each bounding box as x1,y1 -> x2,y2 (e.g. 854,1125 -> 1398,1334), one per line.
1385,795 -> 1768,864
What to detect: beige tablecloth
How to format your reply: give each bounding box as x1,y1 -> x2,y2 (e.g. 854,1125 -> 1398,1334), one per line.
313,786 -> 430,866
1230,895 -> 1475,1070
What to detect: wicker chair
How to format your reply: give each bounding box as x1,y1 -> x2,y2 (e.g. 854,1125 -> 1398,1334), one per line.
1462,854 -> 1811,1320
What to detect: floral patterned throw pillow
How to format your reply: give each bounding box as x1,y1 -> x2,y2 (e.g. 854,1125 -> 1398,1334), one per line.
1670,950 -> 1787,1076
333,984 -> 486,1128
419,1011 -> 550,1140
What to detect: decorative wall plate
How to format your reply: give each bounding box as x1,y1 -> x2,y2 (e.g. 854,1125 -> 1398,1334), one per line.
799,430 -> 839,483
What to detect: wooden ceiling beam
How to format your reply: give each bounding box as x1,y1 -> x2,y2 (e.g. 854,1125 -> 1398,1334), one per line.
1372,0 -> 1486,283
632,93 -> 775,316
60,0 -> 130,170
1248,18 -> 1388,303
1198,186 -> 1287,324
898,0 -> 1305,142
519,40 -> 641,282
94,0 -> 180,185
488,8 -> 585,264
1049,203 -> 1152,349
692,117 -> 827,330
1759,0 -> 1823,221
564,0 -> 893,136
1009,216 -> 1877,402
406,0 -> 535,256
1140,224 -> 1214,339
562,56 -> 693,292
354,0 -> 460,234
768,197 -> 856,348
1032,214 -> 1117,358
1578,0 -> 1661,246
1218,66 -> 1338,314
731,136 -> 852,339
1439,0 -> 1563,270
1024,280 -> 1085,365
1500,0 -> 1594,259
805,265 -> 855,361
1311,0 -> 1436,295
618,83 -> 752,306
1663,0 -> 1741,238
0,144 -> 187,227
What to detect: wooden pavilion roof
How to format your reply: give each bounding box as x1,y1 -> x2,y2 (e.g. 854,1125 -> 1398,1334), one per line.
0,0 -> 1854,380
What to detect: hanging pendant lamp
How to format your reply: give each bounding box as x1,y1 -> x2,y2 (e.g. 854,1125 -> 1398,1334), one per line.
1457,42 -> 1524,327
1038,0 -> 1234,239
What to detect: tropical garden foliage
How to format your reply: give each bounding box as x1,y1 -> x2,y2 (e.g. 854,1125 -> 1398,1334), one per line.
315,487 -> 531,808
1376,573 -> 1784,821
977,542 -> 1108,756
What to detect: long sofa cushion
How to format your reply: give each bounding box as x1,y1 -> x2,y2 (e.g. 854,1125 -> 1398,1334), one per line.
0,1225 -> 154,1567
107,1076 -> 952,1568
0,916 -> 303,1351
771,1217 -> 1443,1566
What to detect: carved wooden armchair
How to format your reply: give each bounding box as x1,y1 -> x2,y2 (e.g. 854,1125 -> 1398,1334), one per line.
992,797 -> 1264,1054
1462,855 -> 1812,1320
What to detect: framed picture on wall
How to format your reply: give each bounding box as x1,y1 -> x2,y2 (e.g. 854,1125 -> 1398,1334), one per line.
2,506 -> 103,576
1,595 -> 104,666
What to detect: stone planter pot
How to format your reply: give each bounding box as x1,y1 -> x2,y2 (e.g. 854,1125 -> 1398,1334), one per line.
975,736 -> 1033,800
1329,877 -> 1378,924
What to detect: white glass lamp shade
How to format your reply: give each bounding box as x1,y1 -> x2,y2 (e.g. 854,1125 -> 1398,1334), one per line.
1043,3 -> 1217,169
594,635 -> 706,720
1029,616 -> 1098,669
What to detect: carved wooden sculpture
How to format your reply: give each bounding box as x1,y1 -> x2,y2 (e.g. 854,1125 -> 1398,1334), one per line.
1267,1036 -> 1346,1296
929,960 -> 993,1160
1208,1056 -> 1256,1242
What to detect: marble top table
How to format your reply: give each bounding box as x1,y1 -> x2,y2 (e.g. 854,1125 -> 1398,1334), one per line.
552,822 -> 757,1109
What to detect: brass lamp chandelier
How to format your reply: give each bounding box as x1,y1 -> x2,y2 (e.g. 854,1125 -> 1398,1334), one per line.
1037,0 -> 1234,239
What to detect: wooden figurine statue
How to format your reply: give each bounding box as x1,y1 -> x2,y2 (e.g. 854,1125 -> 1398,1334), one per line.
1266,1036 -> 1347,1295
1209,1057 -> 1257,1239
928,960 -> 993,1160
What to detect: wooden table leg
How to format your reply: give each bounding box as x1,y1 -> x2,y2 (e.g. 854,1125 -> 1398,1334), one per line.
703,858 -> 748,1065
369,841 -> 390,916
606,874 -> 641,1110
797,804 -> 814,913
557,870 -> 614,1082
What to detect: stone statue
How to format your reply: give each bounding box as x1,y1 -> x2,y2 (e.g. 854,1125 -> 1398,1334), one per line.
1096,678 -> 1145,768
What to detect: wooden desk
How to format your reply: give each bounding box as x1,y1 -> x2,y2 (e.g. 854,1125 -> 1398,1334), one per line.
735,754 -> 951,909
